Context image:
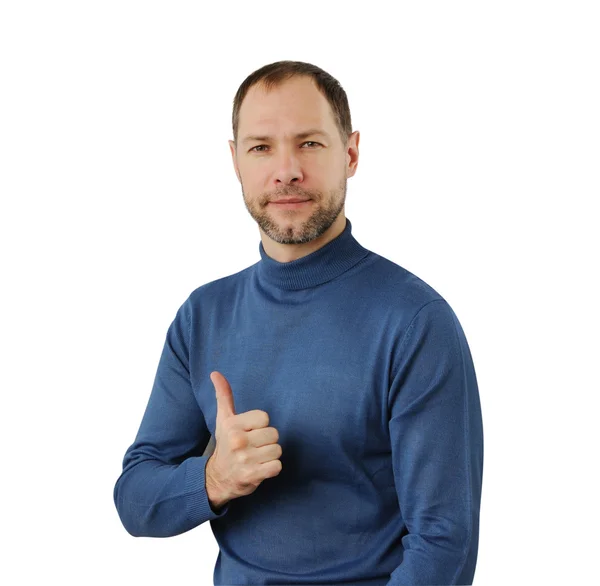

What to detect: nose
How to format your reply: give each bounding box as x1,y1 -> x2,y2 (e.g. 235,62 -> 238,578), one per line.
274,146 -> 304,186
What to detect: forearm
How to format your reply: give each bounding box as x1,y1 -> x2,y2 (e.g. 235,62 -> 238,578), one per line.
114,455 -> 227,537
386,531 -> 479,585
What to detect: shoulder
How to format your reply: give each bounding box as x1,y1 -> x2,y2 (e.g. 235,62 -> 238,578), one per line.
360,251 -> 448,316
169,263 -> 257,328
365,250 -> 476,355
186,262 -> 257,306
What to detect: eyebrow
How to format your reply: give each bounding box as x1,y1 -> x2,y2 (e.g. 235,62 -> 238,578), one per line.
241,129 -> 330,145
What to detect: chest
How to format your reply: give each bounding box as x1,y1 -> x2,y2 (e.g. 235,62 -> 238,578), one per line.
191,313 -> 392,473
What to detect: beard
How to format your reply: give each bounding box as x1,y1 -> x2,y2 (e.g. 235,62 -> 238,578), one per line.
242,176 -> 347,245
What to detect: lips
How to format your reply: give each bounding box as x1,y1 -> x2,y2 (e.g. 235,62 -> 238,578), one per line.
271,198 -> 310,203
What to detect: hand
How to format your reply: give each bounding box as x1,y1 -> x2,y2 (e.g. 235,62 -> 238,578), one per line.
206,371 -> 283,508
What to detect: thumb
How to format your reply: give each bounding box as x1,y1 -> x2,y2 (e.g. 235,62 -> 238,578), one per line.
210,371 -> 236,424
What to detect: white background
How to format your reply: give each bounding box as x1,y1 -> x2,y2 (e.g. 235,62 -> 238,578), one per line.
1,1 -> 598,584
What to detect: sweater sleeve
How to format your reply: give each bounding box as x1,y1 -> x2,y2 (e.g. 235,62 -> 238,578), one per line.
113,296 -> 230,537
386,299 -> 484,585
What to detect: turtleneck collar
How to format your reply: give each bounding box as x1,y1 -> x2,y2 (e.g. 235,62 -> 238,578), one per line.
257,217 -> 371,291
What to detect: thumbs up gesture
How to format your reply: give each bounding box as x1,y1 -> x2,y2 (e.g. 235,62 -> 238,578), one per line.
205,371 -> 283,511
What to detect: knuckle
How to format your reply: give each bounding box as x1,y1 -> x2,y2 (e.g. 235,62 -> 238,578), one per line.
240,467 -> 254,486
230,431 -> 246,451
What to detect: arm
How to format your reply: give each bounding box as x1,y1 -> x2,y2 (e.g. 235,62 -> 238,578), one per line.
113,296 -> 230,537
386,299 -> 484,585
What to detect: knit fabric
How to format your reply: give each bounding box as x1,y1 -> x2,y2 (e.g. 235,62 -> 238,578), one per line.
114,217 -> 484,585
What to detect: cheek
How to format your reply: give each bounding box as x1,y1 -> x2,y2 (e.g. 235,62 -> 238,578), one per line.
238,163 -> 263,185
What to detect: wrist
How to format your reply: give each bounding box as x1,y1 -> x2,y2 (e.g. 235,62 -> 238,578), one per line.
206,458 -> 229,511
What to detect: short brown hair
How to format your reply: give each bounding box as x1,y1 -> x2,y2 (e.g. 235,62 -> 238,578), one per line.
232,60 -> 353,146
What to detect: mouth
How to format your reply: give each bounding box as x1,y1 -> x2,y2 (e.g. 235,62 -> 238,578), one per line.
271,198 -> 311,203
269,199 -> 312,209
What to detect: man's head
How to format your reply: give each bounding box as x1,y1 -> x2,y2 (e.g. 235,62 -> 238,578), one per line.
229,61 -> 359,259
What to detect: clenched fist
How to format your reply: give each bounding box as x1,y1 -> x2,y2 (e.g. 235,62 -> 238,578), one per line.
205,371 -> 283,512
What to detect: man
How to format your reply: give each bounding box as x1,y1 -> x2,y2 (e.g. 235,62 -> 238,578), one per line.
114,60 -> 484,586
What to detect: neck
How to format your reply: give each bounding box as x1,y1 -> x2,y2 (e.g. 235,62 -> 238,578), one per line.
257,217 -> 370,291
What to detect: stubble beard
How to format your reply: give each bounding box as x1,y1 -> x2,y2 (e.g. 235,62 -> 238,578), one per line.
242,176 -> 347,245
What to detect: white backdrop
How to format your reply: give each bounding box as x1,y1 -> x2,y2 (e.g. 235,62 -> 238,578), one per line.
1,1 -> 598,584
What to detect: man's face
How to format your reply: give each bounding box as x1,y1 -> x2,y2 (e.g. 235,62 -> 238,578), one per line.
229,76 -> 358,245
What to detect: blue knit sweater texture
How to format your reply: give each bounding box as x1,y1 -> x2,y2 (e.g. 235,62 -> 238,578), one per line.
114,218 -> 484,586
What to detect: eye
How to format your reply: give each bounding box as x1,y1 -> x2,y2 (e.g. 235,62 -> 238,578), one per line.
249,141 -> 322,153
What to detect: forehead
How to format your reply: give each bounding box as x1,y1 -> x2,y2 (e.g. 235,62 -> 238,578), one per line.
238,76 -> 336,135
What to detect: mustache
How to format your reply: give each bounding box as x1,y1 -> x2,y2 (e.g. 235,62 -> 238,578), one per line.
265,187 -> 317,201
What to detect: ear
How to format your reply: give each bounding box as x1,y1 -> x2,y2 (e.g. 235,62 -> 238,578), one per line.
346,130 -> 360,178
229,140 -> 241,183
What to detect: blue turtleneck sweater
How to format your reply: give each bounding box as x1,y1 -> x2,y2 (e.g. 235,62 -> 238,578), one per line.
114,217 -> 484,585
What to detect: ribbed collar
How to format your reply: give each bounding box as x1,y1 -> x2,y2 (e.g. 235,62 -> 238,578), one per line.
257,217 -> 371,291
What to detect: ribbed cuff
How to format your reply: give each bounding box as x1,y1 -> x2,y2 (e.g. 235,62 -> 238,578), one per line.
185,456 -> 230,525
